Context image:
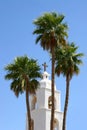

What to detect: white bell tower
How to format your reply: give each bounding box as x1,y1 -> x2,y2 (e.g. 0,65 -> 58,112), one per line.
28,63 -> 63,130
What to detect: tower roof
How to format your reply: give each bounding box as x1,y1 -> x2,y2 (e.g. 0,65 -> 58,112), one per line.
39,71 -> 56,90
42,71 -> 50,80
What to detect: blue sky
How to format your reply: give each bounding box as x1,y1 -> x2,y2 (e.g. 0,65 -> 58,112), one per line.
0,0 -> 87,130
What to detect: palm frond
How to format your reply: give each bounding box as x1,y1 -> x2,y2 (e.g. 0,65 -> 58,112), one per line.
33,12 -> 68,52
55,42 -> 84,79
4,56 -> 41,96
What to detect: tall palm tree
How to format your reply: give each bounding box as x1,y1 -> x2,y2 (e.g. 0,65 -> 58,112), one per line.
4,56 -> 41,130
33,12 -> 68,130
55,43 -> 83,130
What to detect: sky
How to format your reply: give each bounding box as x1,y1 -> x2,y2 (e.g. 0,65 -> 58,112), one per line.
0,0 -> 87,130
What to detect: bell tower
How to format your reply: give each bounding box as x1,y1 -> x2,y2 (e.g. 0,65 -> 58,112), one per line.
27,63 -> 63,130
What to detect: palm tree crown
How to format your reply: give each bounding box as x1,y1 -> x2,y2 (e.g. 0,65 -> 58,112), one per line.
5,56 -> 41,96
33,12 -> 68,52
55,42 -> 83,79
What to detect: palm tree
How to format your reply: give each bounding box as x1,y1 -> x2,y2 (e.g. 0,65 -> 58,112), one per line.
4,56 -> 41,130
55,43 -> 83,130
33,12 -> 68,130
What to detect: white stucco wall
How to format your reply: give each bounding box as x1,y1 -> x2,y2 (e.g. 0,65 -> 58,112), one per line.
31,108 -> 63,130
28,71 -> 63,130
31,109 -> 46,130
45,109 -> 63,130
36,87 -> 61,111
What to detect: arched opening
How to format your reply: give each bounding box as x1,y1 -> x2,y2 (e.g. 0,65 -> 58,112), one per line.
31,95 -> 37,110
48,96 -> 52,109
54,119 -> 59,130
48,96 -> 56,109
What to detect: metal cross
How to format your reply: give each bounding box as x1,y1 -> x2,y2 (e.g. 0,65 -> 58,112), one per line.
42,62 -> 48,71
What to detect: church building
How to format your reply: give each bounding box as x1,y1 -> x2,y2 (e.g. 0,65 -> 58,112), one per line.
26,63 -> 63,130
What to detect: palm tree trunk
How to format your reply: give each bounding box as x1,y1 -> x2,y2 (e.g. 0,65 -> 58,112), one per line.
26,88 -> 32,130
23,75 -> 32,130
62,75 -> 70,130
50,47 -> 55,130
25,76 -> 32,130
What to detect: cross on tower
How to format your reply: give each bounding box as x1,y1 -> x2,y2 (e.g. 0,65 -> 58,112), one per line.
42,62 -> 48,71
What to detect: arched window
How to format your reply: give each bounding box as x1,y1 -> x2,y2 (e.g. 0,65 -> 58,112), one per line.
48,96 -> 56,109
31,95 -> 37,110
